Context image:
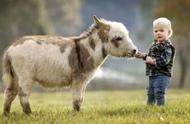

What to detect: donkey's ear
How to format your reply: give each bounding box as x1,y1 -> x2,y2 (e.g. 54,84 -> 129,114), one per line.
93,15 -> 101,25
93,15 -> 108,29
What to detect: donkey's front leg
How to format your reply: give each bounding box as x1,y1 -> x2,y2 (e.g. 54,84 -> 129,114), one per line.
71,81 -> 87,112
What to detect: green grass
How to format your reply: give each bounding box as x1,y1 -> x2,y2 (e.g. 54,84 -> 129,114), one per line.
0,90 -> 190,124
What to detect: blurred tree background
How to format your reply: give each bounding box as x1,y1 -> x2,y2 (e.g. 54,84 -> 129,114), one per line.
154,0 -> 190,88
0,0 -> 189,91
0,0 -> 82,54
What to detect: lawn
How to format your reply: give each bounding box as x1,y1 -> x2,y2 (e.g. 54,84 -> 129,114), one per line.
0,90 -> 190,124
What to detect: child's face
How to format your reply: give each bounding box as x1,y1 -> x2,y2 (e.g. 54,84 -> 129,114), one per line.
153,26 -> 170,42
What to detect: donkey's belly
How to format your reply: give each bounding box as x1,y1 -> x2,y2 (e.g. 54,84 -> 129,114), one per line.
35,75 -> 71,88
35,65 -> 72,88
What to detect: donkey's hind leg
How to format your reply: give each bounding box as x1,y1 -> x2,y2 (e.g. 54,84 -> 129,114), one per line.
18,78 -> 33,114
3,82 -> 18,115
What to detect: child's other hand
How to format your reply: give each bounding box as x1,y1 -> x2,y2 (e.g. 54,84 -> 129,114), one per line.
145,56 -> 156,65
135,52 -> 145,59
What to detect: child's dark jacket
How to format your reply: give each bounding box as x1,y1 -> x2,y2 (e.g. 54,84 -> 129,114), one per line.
145,40 -> 175,77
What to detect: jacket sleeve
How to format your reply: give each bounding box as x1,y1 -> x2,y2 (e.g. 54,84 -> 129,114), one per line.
155,46 -> 173,68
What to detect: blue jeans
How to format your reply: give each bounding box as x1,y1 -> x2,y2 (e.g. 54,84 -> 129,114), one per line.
147,75 -> 170,106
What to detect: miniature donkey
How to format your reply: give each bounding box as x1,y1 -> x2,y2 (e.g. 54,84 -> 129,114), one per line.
2,16 -> 137,115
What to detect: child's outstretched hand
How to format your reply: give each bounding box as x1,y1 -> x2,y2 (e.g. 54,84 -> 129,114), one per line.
135,51 -> 145,59
135,51 -> 156,65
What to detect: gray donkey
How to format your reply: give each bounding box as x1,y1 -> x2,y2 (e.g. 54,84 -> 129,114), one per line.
2,16 -> 137,115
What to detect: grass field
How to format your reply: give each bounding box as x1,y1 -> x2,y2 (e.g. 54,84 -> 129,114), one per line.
0,89 -> 190,124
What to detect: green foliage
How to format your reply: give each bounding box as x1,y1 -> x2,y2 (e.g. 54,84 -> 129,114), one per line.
0,90 -> 190,124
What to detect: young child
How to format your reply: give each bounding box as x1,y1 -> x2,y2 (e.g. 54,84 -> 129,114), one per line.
135,17 -> 175,106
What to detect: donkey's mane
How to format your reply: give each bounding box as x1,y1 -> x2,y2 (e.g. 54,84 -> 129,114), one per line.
72,19 -> 109,42
71,23 -> 97,42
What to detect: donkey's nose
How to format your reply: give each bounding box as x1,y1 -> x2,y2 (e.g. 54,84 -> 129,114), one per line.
132,49 -> 137,54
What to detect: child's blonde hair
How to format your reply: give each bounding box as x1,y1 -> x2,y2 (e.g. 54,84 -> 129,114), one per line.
153,17 -> 173,38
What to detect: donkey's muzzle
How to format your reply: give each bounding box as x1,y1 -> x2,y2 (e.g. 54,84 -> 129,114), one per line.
127,49 -> 137,57
132,49 -> 137,55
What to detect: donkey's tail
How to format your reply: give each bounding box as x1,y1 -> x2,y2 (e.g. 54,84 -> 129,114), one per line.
2,52 -> 15,87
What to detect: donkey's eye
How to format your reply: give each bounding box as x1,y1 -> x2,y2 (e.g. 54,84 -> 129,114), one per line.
111,37 -> 123,48
115,37 -> 122,41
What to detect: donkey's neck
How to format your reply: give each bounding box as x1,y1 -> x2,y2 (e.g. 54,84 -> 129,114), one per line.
75,30 -> 107,70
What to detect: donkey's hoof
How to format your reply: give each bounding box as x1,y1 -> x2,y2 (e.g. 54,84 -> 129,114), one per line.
24,109 -> 32,115
3,111 -> 10,116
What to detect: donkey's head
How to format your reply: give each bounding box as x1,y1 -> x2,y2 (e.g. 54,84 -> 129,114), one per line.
93,16 -> 137,57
